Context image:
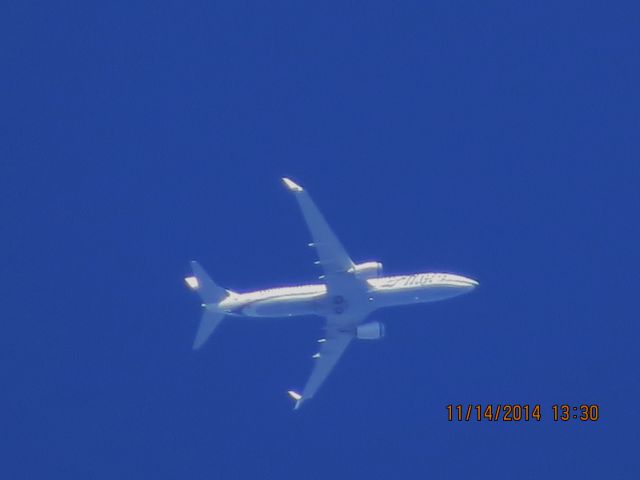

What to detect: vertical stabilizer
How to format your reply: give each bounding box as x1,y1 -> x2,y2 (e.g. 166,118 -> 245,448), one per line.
186,261 -> 230,304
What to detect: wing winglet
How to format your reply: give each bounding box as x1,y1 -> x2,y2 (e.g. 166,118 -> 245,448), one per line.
287,390 -> 303,410
282,177 -> 304,192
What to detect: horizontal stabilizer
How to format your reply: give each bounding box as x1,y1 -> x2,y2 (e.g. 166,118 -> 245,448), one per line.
193,308 -> 225,350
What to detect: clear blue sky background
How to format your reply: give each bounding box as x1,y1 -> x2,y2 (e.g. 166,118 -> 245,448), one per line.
2,2 -> 639,478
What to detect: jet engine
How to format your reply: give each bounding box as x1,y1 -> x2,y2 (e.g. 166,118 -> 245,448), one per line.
350,261 -> 383,279
356,321 -> 386,340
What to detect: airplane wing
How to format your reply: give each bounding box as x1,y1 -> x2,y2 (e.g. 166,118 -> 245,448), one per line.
288,312 -> 367,409
282,178 -> 355,288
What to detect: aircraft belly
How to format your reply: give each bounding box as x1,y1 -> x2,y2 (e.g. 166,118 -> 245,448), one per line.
244,296 -> 322,317
373,284 -> 469,306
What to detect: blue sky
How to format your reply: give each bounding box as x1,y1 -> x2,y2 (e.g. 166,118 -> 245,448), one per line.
2,2 -> 639,478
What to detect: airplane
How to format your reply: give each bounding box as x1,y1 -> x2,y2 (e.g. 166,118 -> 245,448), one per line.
185,178 -> 478,409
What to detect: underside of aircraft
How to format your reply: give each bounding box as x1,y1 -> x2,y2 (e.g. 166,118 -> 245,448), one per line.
185,178 -> 478,409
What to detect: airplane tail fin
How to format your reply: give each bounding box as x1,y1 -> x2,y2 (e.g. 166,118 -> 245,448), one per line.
186,261 -> 230,304
185,261 -> 232,350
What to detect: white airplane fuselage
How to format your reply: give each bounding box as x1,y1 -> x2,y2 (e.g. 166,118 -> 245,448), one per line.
219,272 -> 477,318
187,177 -> 478,408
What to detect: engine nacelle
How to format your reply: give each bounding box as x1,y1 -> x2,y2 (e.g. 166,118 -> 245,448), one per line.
356,321 -> 386,340
350,261 -> 383,279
